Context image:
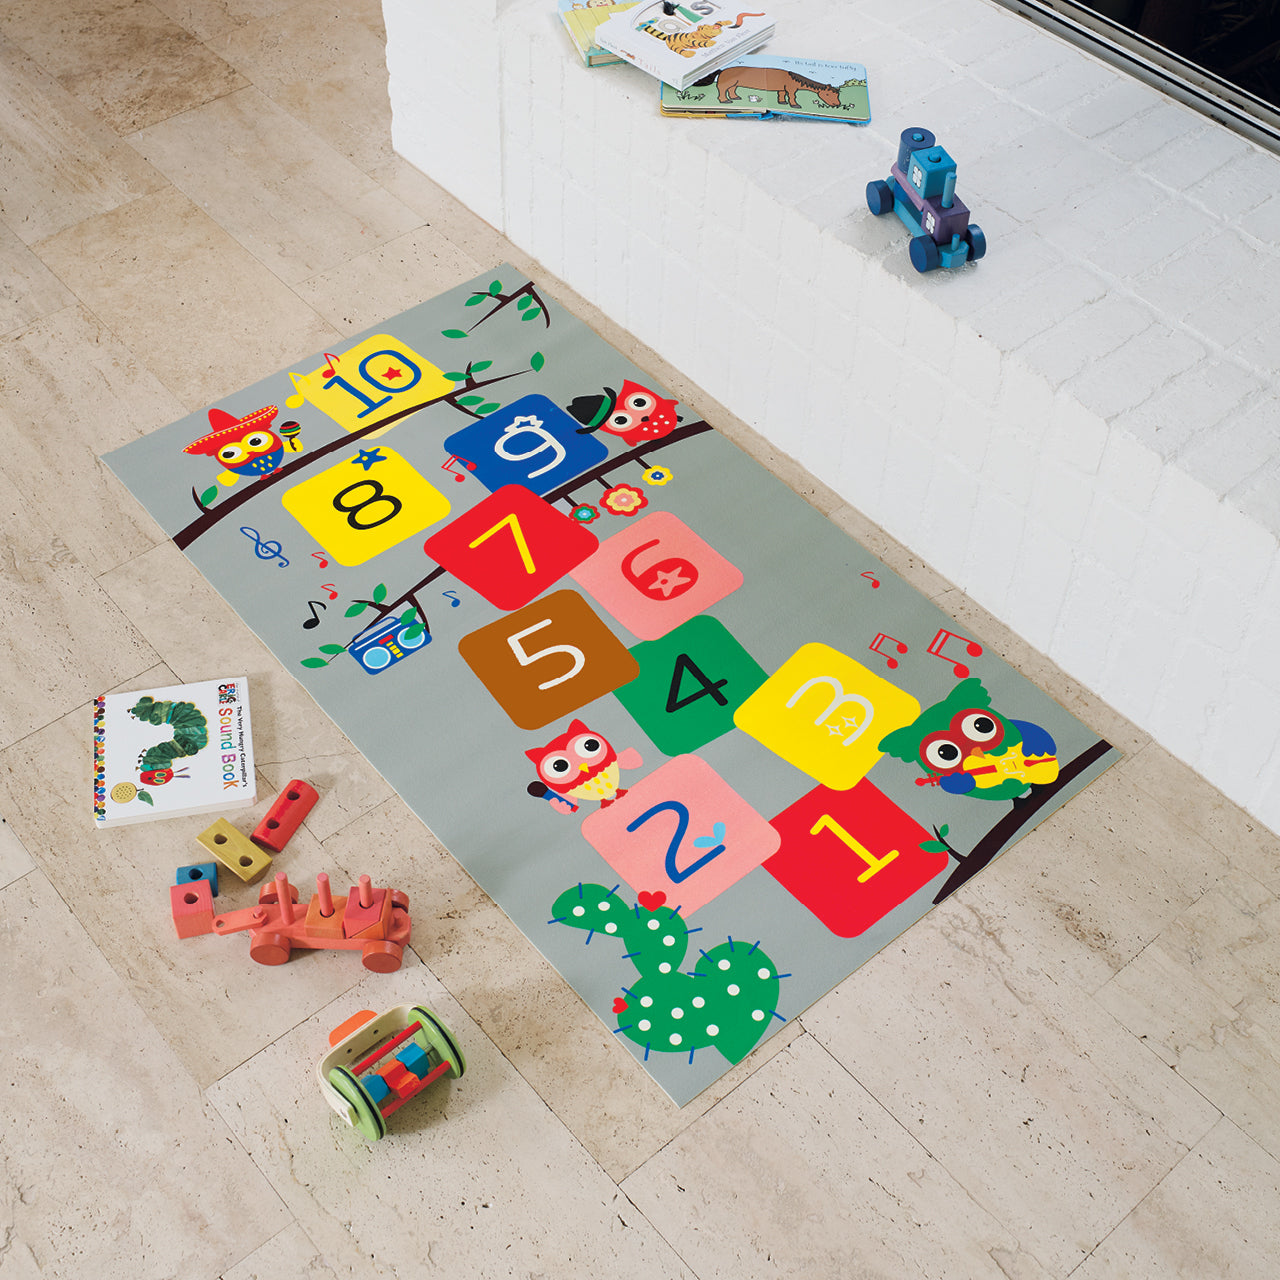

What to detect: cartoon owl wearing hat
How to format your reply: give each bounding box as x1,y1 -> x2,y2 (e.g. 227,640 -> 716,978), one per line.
878,678 -> 1059,802
183,404 -> 301,486
566,380 -> 681,446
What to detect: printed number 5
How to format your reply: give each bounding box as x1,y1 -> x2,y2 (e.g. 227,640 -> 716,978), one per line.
508,618 -> 585,690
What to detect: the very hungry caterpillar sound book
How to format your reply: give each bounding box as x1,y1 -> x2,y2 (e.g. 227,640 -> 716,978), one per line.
93,676 -> 254,827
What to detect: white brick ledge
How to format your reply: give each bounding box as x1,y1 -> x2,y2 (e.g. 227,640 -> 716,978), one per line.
385,0 -> 1280,832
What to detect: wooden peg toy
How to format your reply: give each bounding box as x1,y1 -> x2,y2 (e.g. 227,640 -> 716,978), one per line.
170,879 -> 215,937
252,779 -> 318,852
197,817 -> 272,884
175,861 -> 219,898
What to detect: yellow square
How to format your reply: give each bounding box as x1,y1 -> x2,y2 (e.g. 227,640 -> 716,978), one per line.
287,335 -> 454,436
280,448 -> 451,567
733,642 -> 921,790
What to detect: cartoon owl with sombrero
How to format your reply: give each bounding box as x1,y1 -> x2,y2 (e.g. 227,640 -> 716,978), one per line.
565,380 -> 681,446
183,404 -> 301,486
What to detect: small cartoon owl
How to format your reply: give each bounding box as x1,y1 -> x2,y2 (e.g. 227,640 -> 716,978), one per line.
878,678 -> 1059,801
184,404 -> 293,486
565,380 -> 681,446
525,720 -> 642,811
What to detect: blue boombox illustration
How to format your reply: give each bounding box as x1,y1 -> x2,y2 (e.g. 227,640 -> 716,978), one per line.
349,612 -> 431,674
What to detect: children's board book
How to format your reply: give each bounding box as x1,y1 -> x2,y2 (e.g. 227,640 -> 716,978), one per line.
595,1 -> 775,90
558,0 -> 636,66
660,56 -> 871,122
93,676 -> 255,827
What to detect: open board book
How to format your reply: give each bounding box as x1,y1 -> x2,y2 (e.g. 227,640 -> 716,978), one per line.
93,676 -> 255,827
659,55 -> 870,122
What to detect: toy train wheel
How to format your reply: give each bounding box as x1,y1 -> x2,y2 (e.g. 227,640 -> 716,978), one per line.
249,931 -> 292,965
328,1065 -> 387,1141
965,224 -> 987,262
361,940 -> 404,972
258,882 -> 299,906
391,889 -> 409,911
866,179 -> 895,216
909,234 -> 941,273
410,1005 -> 466,1078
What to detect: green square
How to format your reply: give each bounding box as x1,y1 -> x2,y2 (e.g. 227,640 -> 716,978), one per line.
615,615 -> 767,756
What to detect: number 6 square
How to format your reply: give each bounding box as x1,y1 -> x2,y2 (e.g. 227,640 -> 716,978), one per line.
581,755 -> 780,917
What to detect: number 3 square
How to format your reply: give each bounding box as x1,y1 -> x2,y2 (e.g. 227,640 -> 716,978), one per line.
581,755 -> 780,917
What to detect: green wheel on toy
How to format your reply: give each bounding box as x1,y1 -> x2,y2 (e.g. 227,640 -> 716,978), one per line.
410,1005 -> 466,1078
328,1065 -> 387,1141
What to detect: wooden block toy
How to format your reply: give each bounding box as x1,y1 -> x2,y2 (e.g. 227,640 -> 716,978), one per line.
170,880 -> 215,938
252,779 -> 319,853
341,875 -> 391,939
175,861 -> 219,899
317,1004 -> 466,1141
205,870 -> 411,972
197,817 -> 273,884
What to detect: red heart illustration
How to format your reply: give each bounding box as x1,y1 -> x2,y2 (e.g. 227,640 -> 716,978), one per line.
637,890 -> 667,911
612,997 -> 628,1013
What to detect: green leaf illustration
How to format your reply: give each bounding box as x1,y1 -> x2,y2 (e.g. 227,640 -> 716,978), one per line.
517,295 -> 532,310
372,582 -> 388,603
441,328 -> 467,339
464,294 -> 485,306
344,602 -> 368,618
199,485 -> 218,508
520,307 -> 541,322
401,607 -> 417,625
530,351 -> 545,372
919,840 -> 950,853
938,823 -> 950,838
138,791 -> 154,806
488,279 -> 503,295
477,402 -> 500,414
469,359 -> 492,373
318,644 -> 345,655
444,371 -> 466,381
301,657 -> 329,668
401,624 -> 425,643
458,395 -> 483,406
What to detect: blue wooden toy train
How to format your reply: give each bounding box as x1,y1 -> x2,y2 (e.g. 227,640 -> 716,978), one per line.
867,127 -> 986,273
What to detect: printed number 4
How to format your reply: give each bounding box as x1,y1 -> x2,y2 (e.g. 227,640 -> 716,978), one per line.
667,652 -> 728,713
627,800 -> 724,883
508,618 -> 585,690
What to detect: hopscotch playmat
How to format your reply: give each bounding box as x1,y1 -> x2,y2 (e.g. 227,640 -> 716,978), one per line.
105,267 -> 1119,1104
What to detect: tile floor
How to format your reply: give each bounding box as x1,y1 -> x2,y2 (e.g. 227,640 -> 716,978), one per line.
1,2 -> 1278,1277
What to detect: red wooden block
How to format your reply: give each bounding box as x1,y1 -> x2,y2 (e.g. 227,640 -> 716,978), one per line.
252,780 -> 319,853
170,880 -> 215,938
379,1060 -> 418,1100
342,880 -> 390,939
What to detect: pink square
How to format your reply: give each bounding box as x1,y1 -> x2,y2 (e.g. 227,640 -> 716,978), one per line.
570,511 -> 744,640
581,755 -> 780,917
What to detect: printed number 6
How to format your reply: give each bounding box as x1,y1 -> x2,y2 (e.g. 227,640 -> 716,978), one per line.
627,800 -> 725,883
508,618 -> 585,690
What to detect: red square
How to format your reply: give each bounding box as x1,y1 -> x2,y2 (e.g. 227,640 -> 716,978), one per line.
423,485 -> 598,612
765,779 -> 949,937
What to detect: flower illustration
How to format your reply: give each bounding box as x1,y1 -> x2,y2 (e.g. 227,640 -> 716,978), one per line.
570,503 -> 600,524
601,483 -> 648,517
642,466 -> 673,486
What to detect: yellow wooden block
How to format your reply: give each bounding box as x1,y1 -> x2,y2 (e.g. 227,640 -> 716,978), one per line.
196,818 -> 273,884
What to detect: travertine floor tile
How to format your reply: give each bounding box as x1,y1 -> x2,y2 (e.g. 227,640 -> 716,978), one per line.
221,1223 -> 336,1280
0,36 -> 164,244
622,1033 -> 1051,1280
0,0 -> 247,135
1095,868 -> 1280,1161
801,898 -> 1220,1275
130,87 -> 422,286
0,221 -> 74,335
1073,1118 -> 1280,1279
0,304 -> 182,575
321,796 -> 803,1183
33,187 -> 337,407
0,815 -> 35,890
207,967 -> 699,1280
0,871 -> 291,1279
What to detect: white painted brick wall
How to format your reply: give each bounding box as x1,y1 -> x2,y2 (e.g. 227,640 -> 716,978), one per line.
385,0 -> 1280,833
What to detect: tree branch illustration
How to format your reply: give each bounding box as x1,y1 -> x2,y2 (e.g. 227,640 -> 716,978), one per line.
929,737 -> 1117,904
460,279 -> 552,331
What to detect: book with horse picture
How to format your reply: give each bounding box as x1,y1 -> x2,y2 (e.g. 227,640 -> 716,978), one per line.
660,55 -> 870,122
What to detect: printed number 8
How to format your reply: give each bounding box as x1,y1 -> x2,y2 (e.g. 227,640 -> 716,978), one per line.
333,480 -> 402,530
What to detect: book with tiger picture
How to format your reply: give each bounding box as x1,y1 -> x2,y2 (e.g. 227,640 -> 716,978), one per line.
93,676 -> 255,827
594,1 -> 775,90
660,55 -> 871,122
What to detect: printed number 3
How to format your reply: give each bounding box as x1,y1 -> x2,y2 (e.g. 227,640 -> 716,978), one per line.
508,618 -> 585,690
627,800 -> 725,883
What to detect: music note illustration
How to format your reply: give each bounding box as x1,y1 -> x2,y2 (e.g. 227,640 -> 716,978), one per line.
869,633 -> 908,669
861,571 -> 881,588
442,590 -> 460,607
321,583 -> 339,600
303,600 -> 327,629
927,628 -> 983,678
239,526 -> 288,567
312,552 -> 329,569
322,352 -> 341,378
441,454 -> 476,482
285,371 -> 308,409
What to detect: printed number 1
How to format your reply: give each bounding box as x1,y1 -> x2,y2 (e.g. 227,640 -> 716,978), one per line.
469,512 -> 536,574
810,813 -> 899,883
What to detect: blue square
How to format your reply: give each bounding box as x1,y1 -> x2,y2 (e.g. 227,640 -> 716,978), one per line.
443,394 -> 608,497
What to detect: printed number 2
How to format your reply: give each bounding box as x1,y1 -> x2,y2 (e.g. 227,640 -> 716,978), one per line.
627,800 -> 724,883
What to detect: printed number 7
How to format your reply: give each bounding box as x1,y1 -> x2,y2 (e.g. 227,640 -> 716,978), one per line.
469,512 -> 536,574
508,618 -> 584,689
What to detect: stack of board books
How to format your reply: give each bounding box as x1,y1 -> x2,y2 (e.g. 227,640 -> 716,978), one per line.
558,0 -> 635,67
93,675 -> 255,827
592,1 -> 775,91
659,55 -> 870,122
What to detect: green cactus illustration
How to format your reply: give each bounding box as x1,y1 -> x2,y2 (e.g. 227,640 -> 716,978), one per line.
550,882 -> 786,1065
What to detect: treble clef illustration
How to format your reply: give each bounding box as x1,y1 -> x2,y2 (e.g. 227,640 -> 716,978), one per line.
239,526 -> 289,567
